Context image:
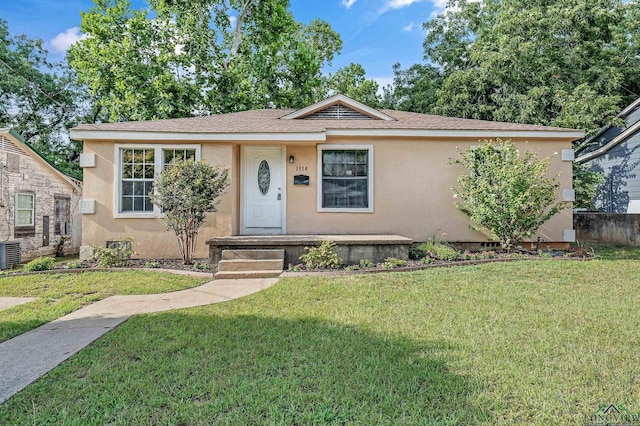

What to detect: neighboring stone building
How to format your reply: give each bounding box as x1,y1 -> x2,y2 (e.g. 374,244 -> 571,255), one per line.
0,128 -> 82,264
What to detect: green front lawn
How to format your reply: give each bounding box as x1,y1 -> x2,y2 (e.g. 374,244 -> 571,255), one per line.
1,258 -> 638,425
0,271 -> 207,343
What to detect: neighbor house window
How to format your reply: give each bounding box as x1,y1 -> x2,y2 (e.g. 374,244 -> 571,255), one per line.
115,144 -> 201,217
54,196 -> 71,235
317,145 -> 373,212
16,193 -> 35,226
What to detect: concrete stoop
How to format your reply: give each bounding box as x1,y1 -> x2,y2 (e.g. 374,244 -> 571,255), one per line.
214,249 -> 284,279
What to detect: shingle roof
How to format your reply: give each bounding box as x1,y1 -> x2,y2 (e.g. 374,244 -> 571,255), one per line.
72,108 -> 579,134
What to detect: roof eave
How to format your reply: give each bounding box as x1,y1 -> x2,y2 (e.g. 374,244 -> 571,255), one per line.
71,128 -> 584,142
576,120 -> 640,163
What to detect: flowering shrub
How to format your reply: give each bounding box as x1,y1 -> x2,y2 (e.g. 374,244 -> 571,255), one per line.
451,139 -> 567,249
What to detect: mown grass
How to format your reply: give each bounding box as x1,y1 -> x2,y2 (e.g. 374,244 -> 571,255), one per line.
0,271 -> 207,343
1,259 -> 638,425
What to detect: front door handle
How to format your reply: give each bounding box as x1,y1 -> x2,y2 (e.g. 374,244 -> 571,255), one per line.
277,193 -> 281,200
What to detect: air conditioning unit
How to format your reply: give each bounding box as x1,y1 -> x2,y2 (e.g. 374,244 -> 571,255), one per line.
0,241 -> 21,270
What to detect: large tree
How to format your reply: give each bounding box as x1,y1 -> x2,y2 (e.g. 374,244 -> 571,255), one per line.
69,0 -> 343,122
0,19 -> 86,179
386,0 -> 640,207
326,63 -> 381,107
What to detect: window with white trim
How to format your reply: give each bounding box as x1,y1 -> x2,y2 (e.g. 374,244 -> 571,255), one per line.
318,145 -> 373,212
115,145 -> 201,217
16,193 -> 35,226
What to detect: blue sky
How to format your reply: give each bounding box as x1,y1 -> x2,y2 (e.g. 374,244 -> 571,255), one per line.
0,0 -> 443,89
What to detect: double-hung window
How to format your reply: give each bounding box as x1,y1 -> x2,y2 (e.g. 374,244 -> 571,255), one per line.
317,145 -> 373,212
16,193 -> 35,226
115,145 -> 200,217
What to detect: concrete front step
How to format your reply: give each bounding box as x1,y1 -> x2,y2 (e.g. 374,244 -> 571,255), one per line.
214,270 -> 282,279
222,249 -> 285,261
217,259 -> 284,272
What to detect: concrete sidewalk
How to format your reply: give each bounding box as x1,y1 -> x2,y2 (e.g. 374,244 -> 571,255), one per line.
0,277 -> 277,404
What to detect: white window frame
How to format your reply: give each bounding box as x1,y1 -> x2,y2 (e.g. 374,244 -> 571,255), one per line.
114,144 -> 201,218
317,144 -> 374,213
15,192 -> 35,226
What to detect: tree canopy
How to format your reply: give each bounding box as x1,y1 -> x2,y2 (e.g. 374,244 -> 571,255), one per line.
0,19 -> 85,179
69,0 -> 345,122
384,0 -> 640,207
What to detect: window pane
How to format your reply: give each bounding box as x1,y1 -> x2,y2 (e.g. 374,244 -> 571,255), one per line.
133,197 -> 144,211
144,197 -> 153,212
322,178 -> 368,208
17,210 -> 32,225
165,150 -> 175,164
122,164 -> 133,179
145,149 -> 154,163
122,149 -> 133,163
134,181 -> 146,196
17,194 -> 33,209
133,164 -> 144,179
122,181 -> 133,196
145,164 -> 155,179
122,197 -> 133,211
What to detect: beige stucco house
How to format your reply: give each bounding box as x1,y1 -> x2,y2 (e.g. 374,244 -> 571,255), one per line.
0,128 -> 82,265
70,95 -> 583,260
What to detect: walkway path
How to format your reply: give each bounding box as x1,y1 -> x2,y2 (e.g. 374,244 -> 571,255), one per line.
0,297 -> 36,311
0,277 -> 277,404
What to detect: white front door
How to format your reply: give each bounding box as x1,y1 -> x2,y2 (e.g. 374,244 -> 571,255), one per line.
242,146 -> 284,234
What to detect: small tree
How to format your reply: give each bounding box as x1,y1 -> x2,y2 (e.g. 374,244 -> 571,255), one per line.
451,139 -> 567,249
151,160 -> 229,264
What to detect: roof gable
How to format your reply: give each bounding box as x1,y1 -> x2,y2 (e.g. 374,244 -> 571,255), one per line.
280,94 -> 395,121
0,128 -> 81,192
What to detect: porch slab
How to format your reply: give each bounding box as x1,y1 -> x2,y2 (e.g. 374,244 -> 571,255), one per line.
206,235 -> 413,266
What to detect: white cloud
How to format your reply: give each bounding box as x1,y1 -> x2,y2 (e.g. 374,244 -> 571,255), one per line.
401,22 -> 415,32
342,0 -> 357,8
379,0 -> 425,13
50,27 -> 88,52
229,15 -> 237,27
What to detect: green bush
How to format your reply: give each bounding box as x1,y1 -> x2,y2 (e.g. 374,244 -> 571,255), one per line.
94,238 -> 135,267
408,245 -> 428,260
380,257 -> 407,269
299,241 -> 343,269
144,261 -> 159,268
359,258 -> 374,268
419,239 -> 460,261
64,260 -> 83,269
24,257 -> 56,272
193,262 -> 208,271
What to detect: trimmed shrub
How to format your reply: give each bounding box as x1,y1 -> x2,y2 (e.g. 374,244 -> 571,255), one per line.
24,257 -> 56,272
300,241 -> 343,269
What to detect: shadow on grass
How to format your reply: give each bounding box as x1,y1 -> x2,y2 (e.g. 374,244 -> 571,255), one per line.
1,312 -> 491,425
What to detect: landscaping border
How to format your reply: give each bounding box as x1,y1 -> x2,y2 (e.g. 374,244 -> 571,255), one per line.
280,256 -> 595,278
0,268 -> 213,279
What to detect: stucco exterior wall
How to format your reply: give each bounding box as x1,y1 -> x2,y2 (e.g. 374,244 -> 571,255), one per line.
81,140 -> 237,259
0,149 -> 80,260
286,137 -> 574,243
81,136 -> 574,259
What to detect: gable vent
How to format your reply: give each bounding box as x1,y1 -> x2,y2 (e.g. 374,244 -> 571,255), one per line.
302,104 -> 374,120
0,136 -> 25,156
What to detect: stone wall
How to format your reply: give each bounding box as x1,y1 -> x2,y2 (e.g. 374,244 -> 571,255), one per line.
574,212 -> 640,246
0,137 -> 81,261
